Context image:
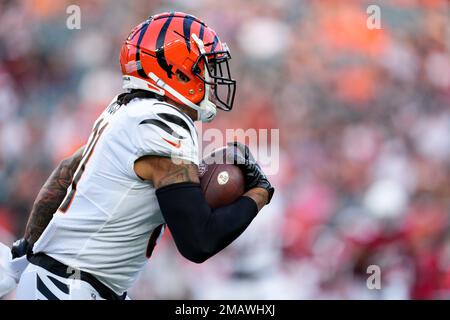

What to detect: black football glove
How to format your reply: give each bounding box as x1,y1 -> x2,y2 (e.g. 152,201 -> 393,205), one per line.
226,142 -> 275,204
11,238 -> 32,259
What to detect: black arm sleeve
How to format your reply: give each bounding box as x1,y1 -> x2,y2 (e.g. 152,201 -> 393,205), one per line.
155,182 -> 258,263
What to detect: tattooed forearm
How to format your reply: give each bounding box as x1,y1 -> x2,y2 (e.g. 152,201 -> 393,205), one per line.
134,156 -> 199,189
244,187 -> 269,211
156,165 -> 199,188
24,146 -> 85,244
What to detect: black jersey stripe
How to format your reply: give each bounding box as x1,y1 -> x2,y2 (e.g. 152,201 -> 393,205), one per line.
139,119 -> 186,139
153,103 -> 195,127
146,224 -> 164,258
157,112 -> 193,141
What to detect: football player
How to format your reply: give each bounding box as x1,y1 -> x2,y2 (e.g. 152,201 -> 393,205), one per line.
0,12 -> 274,300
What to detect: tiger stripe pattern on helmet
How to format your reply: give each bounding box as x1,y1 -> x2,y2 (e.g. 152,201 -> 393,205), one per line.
120,11 -> 236,116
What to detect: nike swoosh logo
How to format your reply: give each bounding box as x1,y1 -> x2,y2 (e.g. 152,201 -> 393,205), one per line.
162,137 -> 181,148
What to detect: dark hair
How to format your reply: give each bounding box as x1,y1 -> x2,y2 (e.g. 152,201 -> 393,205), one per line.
116,90 -> 163,106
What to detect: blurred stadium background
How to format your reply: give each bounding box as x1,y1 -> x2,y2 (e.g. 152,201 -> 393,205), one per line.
1,0 -> 450,299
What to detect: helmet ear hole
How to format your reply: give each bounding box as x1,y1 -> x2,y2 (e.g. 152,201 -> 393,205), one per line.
175,70 -> 191,83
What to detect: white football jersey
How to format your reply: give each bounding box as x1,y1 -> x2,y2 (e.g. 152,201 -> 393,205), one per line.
32,96 -> 199,295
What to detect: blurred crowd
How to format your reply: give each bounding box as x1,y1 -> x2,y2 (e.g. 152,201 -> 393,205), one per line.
1,0 -> 450,299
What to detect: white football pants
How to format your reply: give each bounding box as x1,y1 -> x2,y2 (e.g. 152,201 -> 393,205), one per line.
16,263 -> 109,300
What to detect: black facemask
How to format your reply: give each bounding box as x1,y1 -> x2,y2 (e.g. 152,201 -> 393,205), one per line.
192,46 -> 236,111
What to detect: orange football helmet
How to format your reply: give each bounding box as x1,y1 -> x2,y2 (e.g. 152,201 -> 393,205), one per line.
120,12 -> 236,122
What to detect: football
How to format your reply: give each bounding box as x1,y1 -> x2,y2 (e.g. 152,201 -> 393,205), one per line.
199,162 -> 245,209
